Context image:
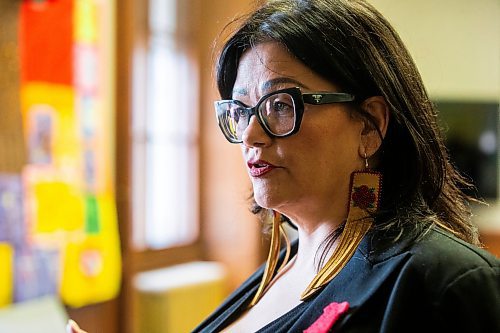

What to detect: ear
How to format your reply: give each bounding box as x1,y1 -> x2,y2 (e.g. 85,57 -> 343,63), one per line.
358,96 -> 390,158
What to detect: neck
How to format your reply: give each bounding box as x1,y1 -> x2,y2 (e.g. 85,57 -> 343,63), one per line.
288,221 -> 340,273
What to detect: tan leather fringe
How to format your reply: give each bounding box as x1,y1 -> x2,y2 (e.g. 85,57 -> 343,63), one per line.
301,171 -> 381,300
300,217 -> 372,300
249,211 -> 289,307
250,171 -> 382,305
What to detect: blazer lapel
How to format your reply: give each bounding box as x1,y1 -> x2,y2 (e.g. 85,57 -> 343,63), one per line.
289,235 -> 412,332
194,233 -> 412,333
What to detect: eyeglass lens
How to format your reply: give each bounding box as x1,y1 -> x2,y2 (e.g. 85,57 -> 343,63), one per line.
222,92 -> 297,141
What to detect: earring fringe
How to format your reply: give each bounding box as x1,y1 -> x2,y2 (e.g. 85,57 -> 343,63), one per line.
277,222 -> 292,273
250,211 -> 291,307
301,170 -> 382,300
250,171 -> 382,306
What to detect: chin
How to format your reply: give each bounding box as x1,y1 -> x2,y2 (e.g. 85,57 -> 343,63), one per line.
252,179 -> 293,210
253,193 -> 274,210
254,197 -> 271,210
253,192 -> 286,212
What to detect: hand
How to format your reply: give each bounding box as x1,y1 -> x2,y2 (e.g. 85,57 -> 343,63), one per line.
66,319 -> 88,333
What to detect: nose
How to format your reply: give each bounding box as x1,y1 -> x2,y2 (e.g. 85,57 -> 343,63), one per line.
241,115 -> 272,147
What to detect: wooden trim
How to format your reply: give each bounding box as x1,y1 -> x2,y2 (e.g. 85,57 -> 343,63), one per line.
115,0 -> 135,331
115,0 -> 132,253
115,0 -> 205,332
66,299 -> 118,333
130,242 -> 204,272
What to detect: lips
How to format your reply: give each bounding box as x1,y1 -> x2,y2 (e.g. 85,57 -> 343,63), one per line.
247,159 -> 277,177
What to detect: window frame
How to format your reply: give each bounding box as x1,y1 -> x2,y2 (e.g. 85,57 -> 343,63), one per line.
115,0 -> 203,332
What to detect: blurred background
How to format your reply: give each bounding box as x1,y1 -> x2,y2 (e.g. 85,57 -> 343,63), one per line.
0,0 -> 498,332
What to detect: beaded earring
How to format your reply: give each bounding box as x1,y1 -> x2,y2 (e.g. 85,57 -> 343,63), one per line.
250,154 -> 382,304
301,168 -> 382,299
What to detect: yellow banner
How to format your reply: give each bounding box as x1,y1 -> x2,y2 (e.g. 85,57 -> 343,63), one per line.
0,243 -> 13,307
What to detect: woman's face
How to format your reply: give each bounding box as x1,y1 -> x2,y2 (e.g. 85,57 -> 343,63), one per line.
233,42 -> 365,225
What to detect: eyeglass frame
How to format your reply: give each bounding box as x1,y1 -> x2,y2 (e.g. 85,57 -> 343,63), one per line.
214,86 -> 356,144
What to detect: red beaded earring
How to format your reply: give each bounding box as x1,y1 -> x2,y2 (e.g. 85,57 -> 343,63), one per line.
249,154 -> 383,304
301,155 -> 382,300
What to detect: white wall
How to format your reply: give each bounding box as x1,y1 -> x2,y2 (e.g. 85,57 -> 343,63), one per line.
370,0 -> 500,216
369,0 -> 500,102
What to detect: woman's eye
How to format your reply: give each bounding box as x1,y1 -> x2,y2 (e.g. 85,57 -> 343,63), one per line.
260,93 -> 295,117
231,107 -> 246,119
270,100 -> 294,115
239,108 -> 250,118
273,101 -> 290,111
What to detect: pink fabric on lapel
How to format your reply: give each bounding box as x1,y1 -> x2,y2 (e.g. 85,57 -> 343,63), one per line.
303,301 -> 350,333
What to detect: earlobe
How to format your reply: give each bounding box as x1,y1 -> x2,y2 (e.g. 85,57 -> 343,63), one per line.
359,96 -> 390,157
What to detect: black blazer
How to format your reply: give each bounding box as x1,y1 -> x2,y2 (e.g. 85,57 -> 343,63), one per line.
193,227 -> 500,332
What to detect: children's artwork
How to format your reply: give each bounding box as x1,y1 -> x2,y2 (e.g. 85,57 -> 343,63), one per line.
19,0 -> 74,85
75,0 -> 98,43
61,197 -> 122,307
75,45 -> 99,95
0,175 -> 25,249
0,243 -> 14,307
0,0 -> 121,308
27,108 -> 54,165
13,247 -> 60,302
31,179 -> 86,233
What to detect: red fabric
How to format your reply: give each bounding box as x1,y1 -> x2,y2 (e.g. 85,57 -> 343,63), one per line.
303,302 -> 350,333
19,0 -> 74,84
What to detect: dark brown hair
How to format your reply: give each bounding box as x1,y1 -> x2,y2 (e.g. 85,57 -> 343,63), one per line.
215,0 -> 480,246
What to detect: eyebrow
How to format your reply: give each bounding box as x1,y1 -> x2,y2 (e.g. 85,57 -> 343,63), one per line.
232,77 -> 310,97
232,87 -> 248,96
261,77 -> 309,92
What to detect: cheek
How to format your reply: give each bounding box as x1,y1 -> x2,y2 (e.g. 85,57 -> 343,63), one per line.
298,122 -> 362,170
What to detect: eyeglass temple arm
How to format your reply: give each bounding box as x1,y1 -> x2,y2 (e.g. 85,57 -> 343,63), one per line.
302,92 -> 355,105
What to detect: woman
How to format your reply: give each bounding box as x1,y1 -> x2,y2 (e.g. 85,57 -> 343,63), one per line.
193,0 -> 500,332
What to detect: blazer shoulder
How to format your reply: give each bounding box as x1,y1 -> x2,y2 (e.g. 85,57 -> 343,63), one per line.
391,227 -> 500,296
411,227 -> 499,269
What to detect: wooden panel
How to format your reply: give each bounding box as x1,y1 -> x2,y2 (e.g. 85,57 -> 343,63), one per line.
66,299 -> 118,333
130,242 -> 203,272
481,231 -> 500,257
198,0 -> 264,291
0,0 -> 26,172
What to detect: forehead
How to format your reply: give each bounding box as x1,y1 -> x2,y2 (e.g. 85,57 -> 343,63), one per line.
237,42 -> 307,77
233,42 -> 335,97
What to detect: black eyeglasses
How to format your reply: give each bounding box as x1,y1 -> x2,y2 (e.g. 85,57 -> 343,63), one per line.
214,87 -> 355,143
